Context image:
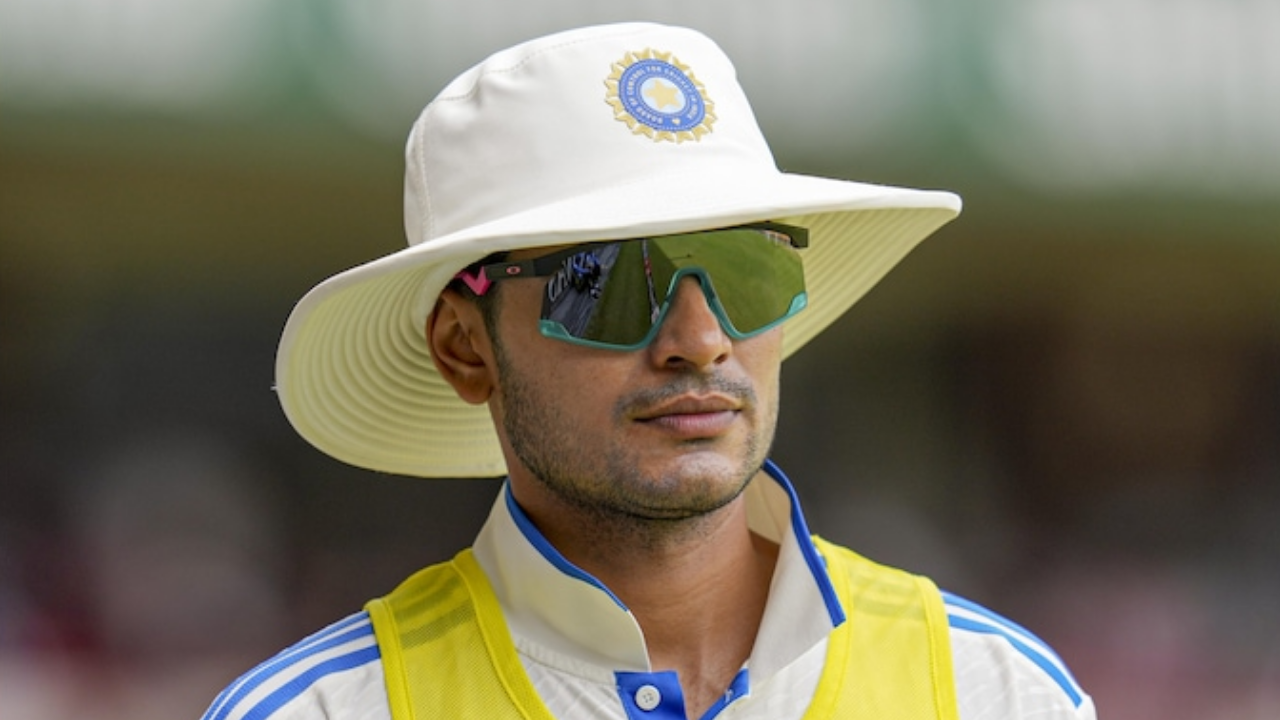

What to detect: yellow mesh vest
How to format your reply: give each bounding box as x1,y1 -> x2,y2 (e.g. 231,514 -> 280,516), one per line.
366,538 -> 958,719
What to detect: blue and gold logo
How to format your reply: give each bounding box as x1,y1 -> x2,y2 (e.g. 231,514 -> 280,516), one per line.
605,49 -> 716,143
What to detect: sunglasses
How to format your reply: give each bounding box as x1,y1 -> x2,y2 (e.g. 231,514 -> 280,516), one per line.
454,223 -> 809,350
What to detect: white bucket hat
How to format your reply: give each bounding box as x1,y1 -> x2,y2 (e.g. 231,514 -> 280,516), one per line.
276,22 -> 961,478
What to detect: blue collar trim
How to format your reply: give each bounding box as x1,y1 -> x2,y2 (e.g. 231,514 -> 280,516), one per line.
503,487 -> 628,609
503,459 -> 844,626
759,459 -> 845,627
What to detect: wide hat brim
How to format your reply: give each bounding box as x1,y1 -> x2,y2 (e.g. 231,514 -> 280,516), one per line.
275,22 -> 961,478
277,171 -> 959,478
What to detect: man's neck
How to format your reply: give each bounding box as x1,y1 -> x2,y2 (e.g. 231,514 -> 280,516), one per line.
623,528 -> 779,719
524,491 -> 780,719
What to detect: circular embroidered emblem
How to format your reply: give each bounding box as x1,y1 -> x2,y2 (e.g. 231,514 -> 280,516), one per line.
605,49 -> 716,142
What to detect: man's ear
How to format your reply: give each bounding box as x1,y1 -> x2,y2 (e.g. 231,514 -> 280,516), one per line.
427,288 -> 495,404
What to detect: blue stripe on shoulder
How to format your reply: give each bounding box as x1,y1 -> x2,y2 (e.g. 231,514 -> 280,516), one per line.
241,645 -> 381,720
942,592 -> 1084,708
943,592 -> 1056,653
202,612 -> 379,720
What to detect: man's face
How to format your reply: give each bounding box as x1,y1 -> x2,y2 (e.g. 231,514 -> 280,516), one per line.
486,264 -> 784,526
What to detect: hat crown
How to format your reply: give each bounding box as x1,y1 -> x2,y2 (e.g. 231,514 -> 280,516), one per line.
278,22 -> 960,478
403,23 -> 777,247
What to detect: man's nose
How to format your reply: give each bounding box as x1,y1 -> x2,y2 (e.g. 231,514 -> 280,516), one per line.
647,276 -> 732,370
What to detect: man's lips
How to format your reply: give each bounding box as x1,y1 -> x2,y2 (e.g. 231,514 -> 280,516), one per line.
632,395 -> 742,437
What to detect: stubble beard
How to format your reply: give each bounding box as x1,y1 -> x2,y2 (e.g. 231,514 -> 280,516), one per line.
493,337 -> 777,550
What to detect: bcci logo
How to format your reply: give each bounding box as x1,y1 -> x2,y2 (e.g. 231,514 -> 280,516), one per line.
605,49 -> 716,143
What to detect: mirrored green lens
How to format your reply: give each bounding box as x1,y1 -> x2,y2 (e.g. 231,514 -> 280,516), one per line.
538,225 -> 806,349
650,228 -> 806,337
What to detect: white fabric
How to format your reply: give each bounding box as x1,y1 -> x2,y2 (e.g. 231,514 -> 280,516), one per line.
469,469 -> 841,686
202,465 -> 1096,720
274,21 -> 962,478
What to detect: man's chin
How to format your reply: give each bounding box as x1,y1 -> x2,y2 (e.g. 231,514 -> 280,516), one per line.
625,459 -> 758,513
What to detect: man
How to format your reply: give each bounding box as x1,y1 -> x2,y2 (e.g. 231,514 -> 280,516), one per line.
205,22 -> 1095,720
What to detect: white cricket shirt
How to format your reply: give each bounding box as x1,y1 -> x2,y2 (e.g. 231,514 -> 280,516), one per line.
202,461 -> 1096,720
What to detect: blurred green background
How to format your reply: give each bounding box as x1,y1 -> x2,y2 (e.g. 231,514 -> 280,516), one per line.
2,1 -> 1278,718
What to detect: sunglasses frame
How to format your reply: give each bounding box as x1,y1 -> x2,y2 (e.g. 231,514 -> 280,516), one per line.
453,222 -> 809,350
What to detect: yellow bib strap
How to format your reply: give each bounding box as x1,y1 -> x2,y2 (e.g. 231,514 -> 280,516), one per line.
369,541 -> 957,720
365,549 -> 555,719
808,537 -> 959,720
